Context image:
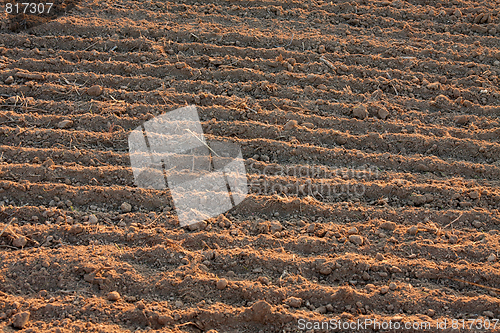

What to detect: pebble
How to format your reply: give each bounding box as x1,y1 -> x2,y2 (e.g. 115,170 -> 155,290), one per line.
487,253 -> 497,262
318,45 -> 326,53
316,305 -> 327,314
301,122 -> 315,129
352,104 -> 368,119
251,300 -> 271,322
86,85 -> 103,97
389,282 -> 397,290
187,220 -> 207,231
284,120 -> 297,130
88,214 -> 98,224
349,235 -> 363,245
12,236 -> 27,248
472,220 -> 482,228
347,227 -> 358,235
286,297 -> 302,308
427,309 -> 435,317
57,120 -> 73,129
4,76 -> 14,84
339,64 -> 348,72
380,221 -> 396,231
216,278 -> 228,290
407,226 -> 418,235
120,202 -> 132,213
376,253 -> 385,261
380,286 -> 389,294
319,266 -> 332,275
175,62 -> 187,69
69,224 -> 84,234
107,291 -> 121,301
12,311 -> 30,329
377,106 -> 389,119
270,220 -> 283,233
483,311 -> 494,318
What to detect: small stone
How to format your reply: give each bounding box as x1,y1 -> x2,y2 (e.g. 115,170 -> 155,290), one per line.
107,291 -> 120,301
349,235 -> 363,245
69,224 -> 84,234
301,122 -> 315,129
86,85 -> 103,97
352,104 -> 367,119
483,311 -> 494,318
455,115 -> 469,125
216,278 -> 228,290
316,306 -> 327,314
427,82 -> 440,90
339,64 -> 348,72
472,220 -> 482,228
258,276 -> 270,285
88,214 -> 98,224
427,309 -> 435,317
4,76 -> 14,84
12,236 -> 27,248
284,120 -> 298,130
380,221 -> 396,231
270,220 -> 283,233
285,297 -> 302,308
317,84 -> 327,91
487,253 -> 497,262
376,253 -> 385,261
175,62 -> 187,69
251,300 -> 271,323
453,8 -> 461,17
187,220 -> 207,231
57,120 -> 73,129
347,227 -> 358,235
468,190 -> 480,199
158,315 -> 170,325
174,300 -> 183,308
326,304 -> 334,312
120,202 -> 132,213
407,226 -> 418,235
318,45 -> 326,53
12,312 -> 30,328
319,266 -> 332,275
380,286 -> 389,294
377,106 -> 389,119
389,282 -> 397,290
42,158 -> 55,167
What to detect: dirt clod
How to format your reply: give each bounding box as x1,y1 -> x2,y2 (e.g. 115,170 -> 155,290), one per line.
286,297 -> 302,308
120,202 -> 132,213
12,311 -> 30,329
352,104 -> 368,119
349,235 -> 363,245
107,291 -> 121,301
87,85 -> 103,96
216,278 -> 228,290
57,120 -> 74,129
12,236 -> 27,248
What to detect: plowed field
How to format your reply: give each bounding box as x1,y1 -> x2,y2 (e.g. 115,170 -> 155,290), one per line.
1,0 -> 500,332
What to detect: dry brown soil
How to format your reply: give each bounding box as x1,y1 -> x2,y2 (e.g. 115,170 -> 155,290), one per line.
1,0 -> 500,332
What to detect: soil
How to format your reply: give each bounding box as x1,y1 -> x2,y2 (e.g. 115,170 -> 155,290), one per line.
0,0 -> 500,332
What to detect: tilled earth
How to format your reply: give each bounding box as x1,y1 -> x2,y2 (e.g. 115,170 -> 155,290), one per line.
0,0 -> 500,332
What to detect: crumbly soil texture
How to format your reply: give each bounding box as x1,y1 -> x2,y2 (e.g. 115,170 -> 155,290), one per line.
0,0 -> 500,332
